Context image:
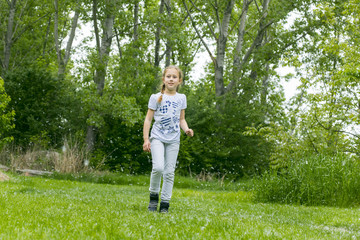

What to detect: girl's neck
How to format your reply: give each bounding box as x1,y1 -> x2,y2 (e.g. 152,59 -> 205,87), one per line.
164,89 -> 177,96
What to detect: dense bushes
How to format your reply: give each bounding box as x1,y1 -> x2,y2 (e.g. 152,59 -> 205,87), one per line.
4,67 -> 83,148
1,66 -> 278,178
254,153 -> 360,207
95,121 -> 151,174
175,84 -> 275,178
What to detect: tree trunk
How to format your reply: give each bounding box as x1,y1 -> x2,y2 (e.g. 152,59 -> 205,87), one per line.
54,0 -> 80,78
227,0 -> 271,93
214,0 -> 235,97
154,0 -> 165,67
95,16 -> 114,95
133,1 -> 139,78
231,0 -> 249,87
114,28 -> 123,58
86,0 -> 115,151
165,0 -> 172,67
2,0 -> 17,73
86,125 -> 96,152
43,16 -> 52,57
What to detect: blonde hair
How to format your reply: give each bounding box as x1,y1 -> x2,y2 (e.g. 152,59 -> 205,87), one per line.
157,65 -> 183,103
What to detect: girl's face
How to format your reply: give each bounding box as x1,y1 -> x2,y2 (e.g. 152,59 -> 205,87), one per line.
163,68 -> 182,93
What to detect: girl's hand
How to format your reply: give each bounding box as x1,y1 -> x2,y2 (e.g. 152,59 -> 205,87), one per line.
143,139 -> 151,152
185,129 -> 194,137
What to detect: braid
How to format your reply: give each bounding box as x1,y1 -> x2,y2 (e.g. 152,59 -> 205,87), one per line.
157,83 -> 165,103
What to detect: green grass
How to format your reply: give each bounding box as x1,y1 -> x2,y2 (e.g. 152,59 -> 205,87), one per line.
1,175 -> 359,239
254,153 -> 360,207
48,171 -> 252,191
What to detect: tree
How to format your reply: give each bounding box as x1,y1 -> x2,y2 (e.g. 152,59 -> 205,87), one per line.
85,0 -> 116,150
249,0 -> 360,170
0,0 -> 55,77
174,0 -> 329,176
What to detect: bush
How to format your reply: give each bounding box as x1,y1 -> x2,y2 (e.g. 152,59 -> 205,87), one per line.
4,67 -> 84,148
254,153 -> 360,207
176,85 -> 273,178
0,77 -> 15,149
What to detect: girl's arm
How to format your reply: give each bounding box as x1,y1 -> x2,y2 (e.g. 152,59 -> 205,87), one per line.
180,109 -> 194,137
143,109 -> 155,152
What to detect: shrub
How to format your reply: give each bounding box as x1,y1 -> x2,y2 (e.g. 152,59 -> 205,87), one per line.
254,153 -> 360,207
4,67 -> 84,148
0,77 -> 15,149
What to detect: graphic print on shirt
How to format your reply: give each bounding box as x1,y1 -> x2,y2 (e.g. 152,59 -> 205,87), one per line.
159,100 -> 181,134
159,105 -> 168,114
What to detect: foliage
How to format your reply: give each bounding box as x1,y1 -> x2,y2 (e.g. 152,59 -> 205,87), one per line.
259,0 -> 360,170
244,123 -> 297,170
254,153 -> 360,207
0,77 -> 15,149
0,0 -> 58,76
94,122 -> 151,174
2,0 -> 360,179
0,176 -> 359,239
4,66 -> 83,147
176,84 -> 271,177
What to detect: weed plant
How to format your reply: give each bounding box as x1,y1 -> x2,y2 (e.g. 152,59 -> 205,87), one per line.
0,138 -> 88,173
254,153 -> 360,207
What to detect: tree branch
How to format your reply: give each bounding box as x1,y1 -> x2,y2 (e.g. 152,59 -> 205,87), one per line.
64,6 -> 80,66
93,0 -> 101,55
305,128 -> 319,153
42,16 -> 51,56
254,0 -> 261,13
215,0 -> 221,32
54,0 -> 62,65
12,0 -> 28,40
181,0 -> 197,26
154,0 -> 165,67
114,28 -> 122,58
227,19 -> 273,92
229,0 -> 253,34
226,0 -> 272,93
3,0 -> 17,71
183,0 -> 216,66
12,12 -> 50,44
314,109 -> 360,139
189,0 -> 217,40
231,0 -> 250,88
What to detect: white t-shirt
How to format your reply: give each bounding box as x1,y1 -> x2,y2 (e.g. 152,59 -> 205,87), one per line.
148,92 -> 187,143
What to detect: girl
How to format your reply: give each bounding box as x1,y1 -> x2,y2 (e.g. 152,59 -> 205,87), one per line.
143,65 -> 194,213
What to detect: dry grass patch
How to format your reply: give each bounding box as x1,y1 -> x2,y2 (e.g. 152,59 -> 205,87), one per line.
0,170 -> 10,181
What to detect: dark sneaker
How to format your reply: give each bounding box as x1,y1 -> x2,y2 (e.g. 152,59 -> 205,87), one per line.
159,201 -> 169,213
148,193 -> 159,212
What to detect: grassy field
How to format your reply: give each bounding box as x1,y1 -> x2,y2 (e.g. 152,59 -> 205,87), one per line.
0,175 -> 359,239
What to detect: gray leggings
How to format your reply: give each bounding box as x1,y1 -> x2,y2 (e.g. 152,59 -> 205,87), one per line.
149,138 -> 180,202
